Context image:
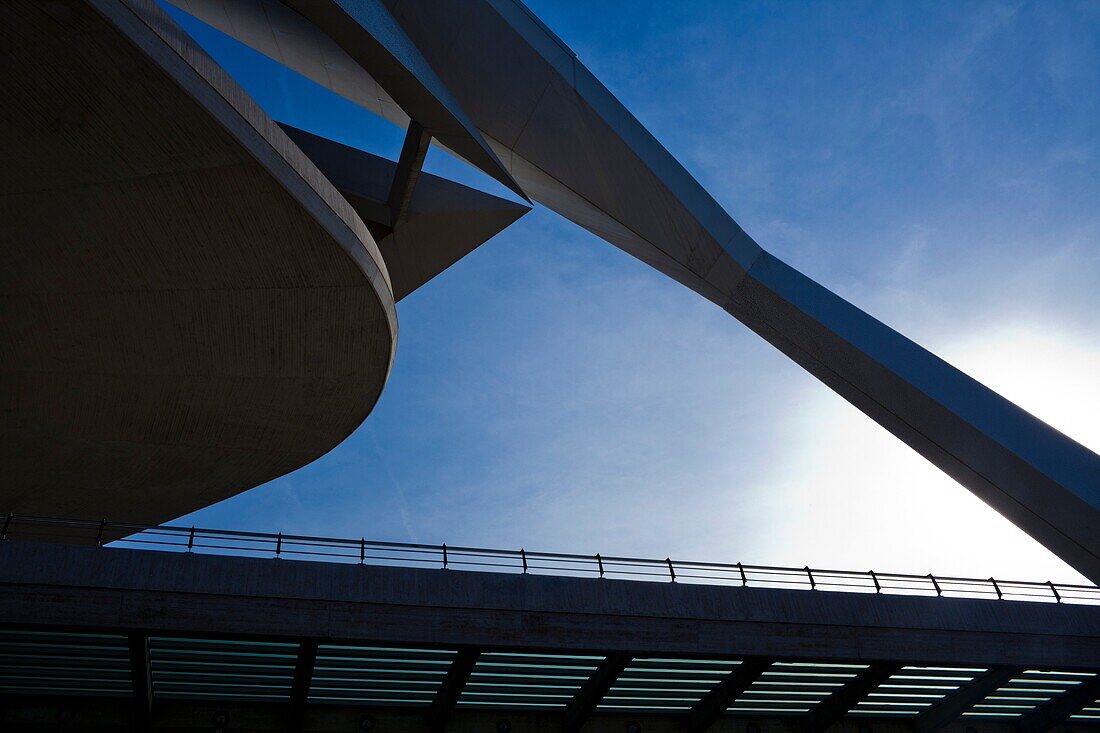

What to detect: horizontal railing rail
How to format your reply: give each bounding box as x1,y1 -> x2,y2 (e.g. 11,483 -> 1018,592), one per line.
2,513 -> 1097,605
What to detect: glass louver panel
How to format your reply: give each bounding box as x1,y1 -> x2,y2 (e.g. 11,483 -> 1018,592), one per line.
458,652 -> 603,709
600,657 -> 742,713
309,645 -> 456,706
149,637 -> 297,702
0,630 -> 131,698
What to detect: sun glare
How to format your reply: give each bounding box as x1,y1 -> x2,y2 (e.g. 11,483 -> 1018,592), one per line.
761,324 -> 1098,584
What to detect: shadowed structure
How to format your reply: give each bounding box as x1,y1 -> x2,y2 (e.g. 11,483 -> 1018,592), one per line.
0,541 -> 1097,731
0,0 -> 529,531
0,0 -> 396,525
280,124 -> 529,301
1,1 -> 1098,730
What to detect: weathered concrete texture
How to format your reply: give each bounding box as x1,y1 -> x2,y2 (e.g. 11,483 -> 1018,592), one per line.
0,0 -> 396,527
1,542 -> 1097,670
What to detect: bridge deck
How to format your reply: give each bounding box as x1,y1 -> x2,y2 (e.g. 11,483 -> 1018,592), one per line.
0,540 -> 1097,732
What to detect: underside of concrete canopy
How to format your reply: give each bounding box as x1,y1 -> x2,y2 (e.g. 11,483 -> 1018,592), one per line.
0,0 -> 397,526
0,0 -> 532,532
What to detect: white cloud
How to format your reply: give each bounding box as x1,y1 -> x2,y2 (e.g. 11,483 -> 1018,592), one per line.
758,323 -> 1097,583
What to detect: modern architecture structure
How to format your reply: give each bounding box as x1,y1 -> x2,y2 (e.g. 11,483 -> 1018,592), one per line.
1,0 -> 1098,730
0,519 -> 1098,731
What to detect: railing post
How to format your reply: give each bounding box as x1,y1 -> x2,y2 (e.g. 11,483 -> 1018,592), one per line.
596,553 -> 604,579
1048,581 -> 1062,603
666,557 -> 676,583
0,513 -> 11,541
275,532 -> 282,558
738,562 -> 747,587
442,543 -> 448,569
805,566 -> 816,589
360,538 -> 366,564
929,573 -> 942,596
869,570 -> 881,593
187,526 -> 195,553
990,577 -> 1003,600
95,519 -> 106,547
521,548 -> 528,574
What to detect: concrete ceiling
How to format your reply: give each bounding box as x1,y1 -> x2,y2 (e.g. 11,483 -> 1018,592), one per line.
0,0 -> 396,526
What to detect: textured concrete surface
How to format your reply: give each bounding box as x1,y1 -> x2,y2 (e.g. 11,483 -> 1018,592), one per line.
0,0 -> 396,527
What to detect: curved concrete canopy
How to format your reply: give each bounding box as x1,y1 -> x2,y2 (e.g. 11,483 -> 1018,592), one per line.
0,0 -> 397,525
167,0 -> 1100,582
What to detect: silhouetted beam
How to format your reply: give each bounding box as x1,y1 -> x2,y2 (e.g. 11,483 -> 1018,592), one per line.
426,648 -> 480,733
562,653 -> 631,733
280,124 -> 529,301
289,641 -> 318,731
914,667 -> 1022,733
388,120 -> 431,224
127,634 -> 152,730
802,662 -> 901,733
279,0 -> 525,200
688,658 -> 771,733
1017,675 -> 1100,733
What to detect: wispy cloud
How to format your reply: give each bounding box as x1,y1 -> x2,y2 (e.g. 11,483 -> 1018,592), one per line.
178,0 -> 1100,582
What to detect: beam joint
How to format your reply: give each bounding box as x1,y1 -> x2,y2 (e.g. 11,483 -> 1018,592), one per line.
688,658 -> 771,733
388,119 -> 431,225
801,662 -> 900,733
1017,675 -> 1100,733
562,653 -> 631,733
914,667 -> 1022,733
289,641 -> 318,731
127,634 -> 152,730
426,647 -> 480,732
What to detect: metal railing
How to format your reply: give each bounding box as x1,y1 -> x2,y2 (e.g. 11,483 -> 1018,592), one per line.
2,513 -> 1097,605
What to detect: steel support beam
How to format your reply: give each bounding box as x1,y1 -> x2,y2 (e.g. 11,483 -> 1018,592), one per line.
1017,676 -> 1100,733
802,662 -> 900,733
388,120 -> 431,225
289,641 -> 318,731
688,658 -> 771,733
914,667 -> 1022,733
127,634 -> 152,730
562,654 -> 631,733
426,648 -> 480,732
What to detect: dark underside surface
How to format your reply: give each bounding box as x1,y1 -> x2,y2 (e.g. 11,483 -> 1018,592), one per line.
0,0 -> 396,528
0,541 -> 1096,732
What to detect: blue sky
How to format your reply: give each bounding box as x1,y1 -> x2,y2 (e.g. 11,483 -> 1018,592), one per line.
169,1 -> 1099,583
